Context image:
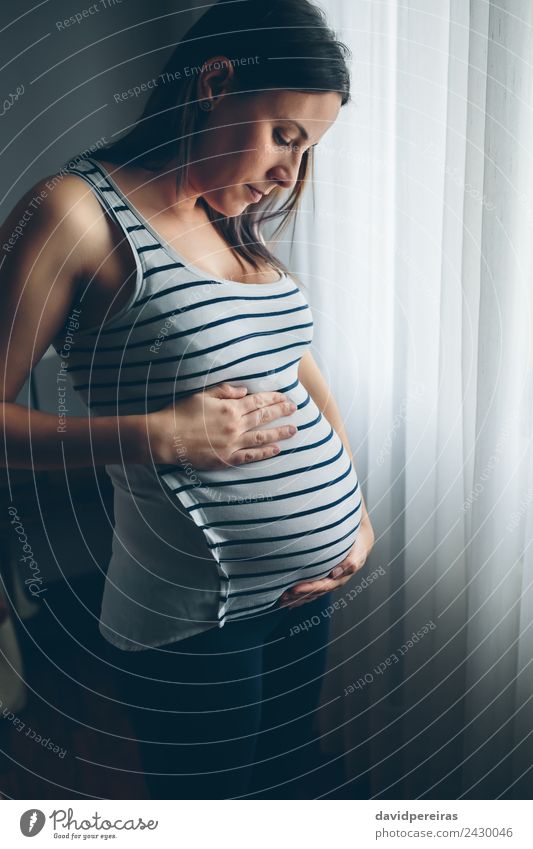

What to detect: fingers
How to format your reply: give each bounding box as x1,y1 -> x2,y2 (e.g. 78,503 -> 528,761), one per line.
239,424 -> 297,450
241,400 -> 297,432
280,573 -> 352,605
230,420 -> 297,465
207,382 -> 248,399
237,391 -> 291,415
230,444 -> 282,465
280,592 -> 322,608
291,578 -> 339,595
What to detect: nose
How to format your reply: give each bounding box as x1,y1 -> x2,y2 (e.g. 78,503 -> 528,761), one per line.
267,155 -> 304,192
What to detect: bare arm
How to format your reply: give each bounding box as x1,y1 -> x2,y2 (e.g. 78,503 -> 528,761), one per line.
278,349 -> 375,607
0,175 -> 296,471
298,348 -> 371,524
0,176 -> 145,470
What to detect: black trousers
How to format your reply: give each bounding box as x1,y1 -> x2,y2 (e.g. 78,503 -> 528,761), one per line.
104,593 -> 334,799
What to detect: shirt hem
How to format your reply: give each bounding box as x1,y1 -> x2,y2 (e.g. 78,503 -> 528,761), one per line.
98,619 -> 219,651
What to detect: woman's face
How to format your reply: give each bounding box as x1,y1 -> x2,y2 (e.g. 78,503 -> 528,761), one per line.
188,87 -> 342,217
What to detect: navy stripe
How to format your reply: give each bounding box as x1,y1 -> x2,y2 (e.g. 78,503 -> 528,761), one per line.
79,322 -> 311,369
172,442 -> 343,495
154,323 -> 313,368
225,561 -> 353,601
161,392 -> 315,481
220,541 -> 356,603
75,305 -> 310,353
197,480 -> 359,528
176,321 -> 312,361
71,340 -> 310,389
59,155 -> 361,629
67,165 -> 98,177
85,358 -> 302,407
278,377 -> 299,393
296,409 -> 321,431
137,277 -> 221,299
143,262 -> 185,278
186,458 -> 352,512
93,287 -> 300,336
137,243 -> 163,253
158,416 -> 329,481
219,519 -> 361,579
208,492 -> 360,549
218,520 -> 359,564
293,392 -> 310,412
227,417 -> 331,461
222,541 -> 359,578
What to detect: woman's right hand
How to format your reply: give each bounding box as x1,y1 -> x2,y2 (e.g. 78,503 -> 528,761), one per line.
145,383 -> 298,469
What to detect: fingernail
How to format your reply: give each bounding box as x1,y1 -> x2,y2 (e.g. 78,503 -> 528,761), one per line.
331,566 -> 343,577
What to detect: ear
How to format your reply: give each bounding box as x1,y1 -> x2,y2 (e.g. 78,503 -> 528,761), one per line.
197,56 -> 236,104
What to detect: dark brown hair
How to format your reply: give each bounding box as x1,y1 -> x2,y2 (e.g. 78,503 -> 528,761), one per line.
92,0 -> 351,276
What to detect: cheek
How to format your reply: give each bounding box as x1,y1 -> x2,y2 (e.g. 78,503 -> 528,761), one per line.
191,127 -> 269,204
206,158 -> 258,200
194,148 -> 246,193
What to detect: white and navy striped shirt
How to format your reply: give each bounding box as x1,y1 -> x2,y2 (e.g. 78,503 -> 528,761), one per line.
56,155 -> 363,646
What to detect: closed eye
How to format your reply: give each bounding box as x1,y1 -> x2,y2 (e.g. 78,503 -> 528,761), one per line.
273,131 -> 318,156
274,130 -> 293,146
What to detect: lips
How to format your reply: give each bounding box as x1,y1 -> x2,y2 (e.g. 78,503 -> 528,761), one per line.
246,184 -> 263,201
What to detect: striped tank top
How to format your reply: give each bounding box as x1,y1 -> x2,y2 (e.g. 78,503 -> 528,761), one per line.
56,155 -> 363,641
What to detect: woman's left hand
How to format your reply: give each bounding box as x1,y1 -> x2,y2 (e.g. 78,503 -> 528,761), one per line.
279,516 -> 375,609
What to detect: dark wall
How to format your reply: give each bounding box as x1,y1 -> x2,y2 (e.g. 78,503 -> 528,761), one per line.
1,0 -> 209,218
0,1 -> 213,589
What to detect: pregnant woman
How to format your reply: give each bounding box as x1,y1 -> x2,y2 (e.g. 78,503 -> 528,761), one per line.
0,0 -> 374,798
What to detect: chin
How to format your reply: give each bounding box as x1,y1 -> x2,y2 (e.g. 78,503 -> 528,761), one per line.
203,194 -> 244,217
217,203 -> 249,218
214,185 -> 255,214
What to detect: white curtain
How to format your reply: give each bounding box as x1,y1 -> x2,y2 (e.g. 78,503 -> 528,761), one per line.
271,0 -> 533,797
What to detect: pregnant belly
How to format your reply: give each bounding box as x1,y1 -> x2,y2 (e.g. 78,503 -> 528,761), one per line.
159,379 -> 363,623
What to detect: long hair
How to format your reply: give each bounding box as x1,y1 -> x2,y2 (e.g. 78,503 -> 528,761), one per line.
91,0 -> 351,276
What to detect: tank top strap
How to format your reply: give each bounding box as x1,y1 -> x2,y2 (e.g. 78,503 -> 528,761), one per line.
62,155 -> 165,257
60,154 -> 190,339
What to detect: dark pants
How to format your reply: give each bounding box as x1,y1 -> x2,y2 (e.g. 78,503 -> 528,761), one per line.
104,593 -> 333,799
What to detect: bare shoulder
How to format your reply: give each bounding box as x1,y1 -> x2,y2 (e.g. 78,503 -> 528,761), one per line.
1,171 -> 110,275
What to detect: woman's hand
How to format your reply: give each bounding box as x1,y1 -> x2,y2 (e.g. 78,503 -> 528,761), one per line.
279,515 -> 376,609
145,382 -> 298,469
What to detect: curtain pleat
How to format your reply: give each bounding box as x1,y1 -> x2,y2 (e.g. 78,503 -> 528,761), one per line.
281,0 -> 533,797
